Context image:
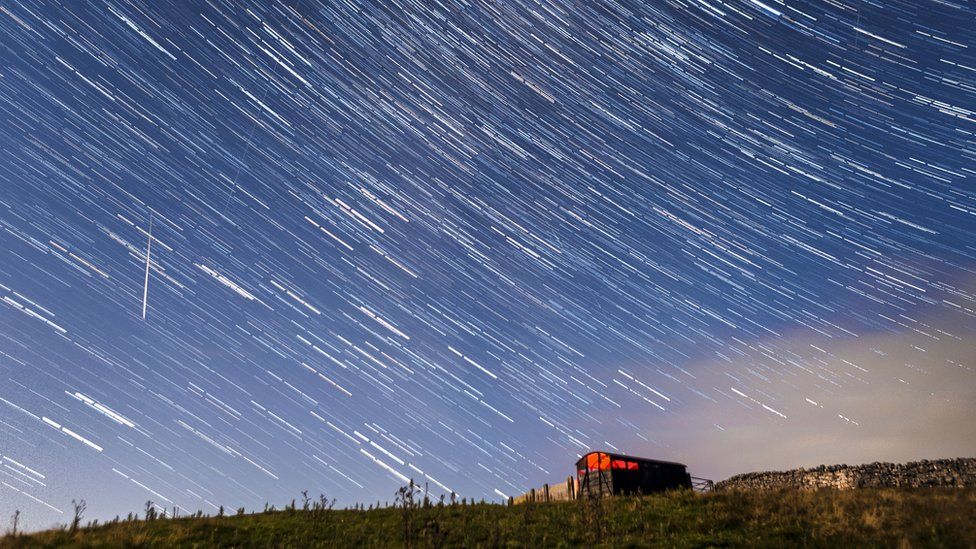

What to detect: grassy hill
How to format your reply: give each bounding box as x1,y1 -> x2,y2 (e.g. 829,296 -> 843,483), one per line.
4,487 -> 975,547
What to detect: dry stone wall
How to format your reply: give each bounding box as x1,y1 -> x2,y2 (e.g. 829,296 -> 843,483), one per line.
715,458 -> 976,491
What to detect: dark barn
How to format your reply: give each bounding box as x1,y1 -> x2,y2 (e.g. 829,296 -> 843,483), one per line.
576,451 -> 692,498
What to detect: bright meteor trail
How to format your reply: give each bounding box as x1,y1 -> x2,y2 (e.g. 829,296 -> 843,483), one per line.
141,215 -> 151,321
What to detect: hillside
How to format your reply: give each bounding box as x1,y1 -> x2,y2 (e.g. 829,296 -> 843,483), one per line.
5,487 -> 975,547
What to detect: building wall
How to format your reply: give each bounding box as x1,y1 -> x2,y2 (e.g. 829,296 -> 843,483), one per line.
578,469 -> 614,499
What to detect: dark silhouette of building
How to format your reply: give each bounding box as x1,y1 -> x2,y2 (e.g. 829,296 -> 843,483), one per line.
576,451 -> 692,498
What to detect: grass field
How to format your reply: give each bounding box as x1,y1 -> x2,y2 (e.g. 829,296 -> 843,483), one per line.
4,487 -> 975,547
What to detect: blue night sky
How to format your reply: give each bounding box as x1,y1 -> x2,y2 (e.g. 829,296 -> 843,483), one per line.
2,0 -> 975,531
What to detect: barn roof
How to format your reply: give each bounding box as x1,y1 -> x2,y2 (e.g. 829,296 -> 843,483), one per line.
576,450 -> 688,469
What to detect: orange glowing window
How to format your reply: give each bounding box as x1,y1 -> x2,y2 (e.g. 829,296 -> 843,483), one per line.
585,453 -> 611,471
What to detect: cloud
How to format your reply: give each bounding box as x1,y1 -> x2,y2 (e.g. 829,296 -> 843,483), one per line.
620,293 -> 976,481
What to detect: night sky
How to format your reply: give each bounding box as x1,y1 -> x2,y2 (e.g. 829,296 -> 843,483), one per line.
2,0 -> 976,531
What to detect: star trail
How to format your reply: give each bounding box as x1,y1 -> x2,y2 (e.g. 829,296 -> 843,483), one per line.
1,0 -> 975,531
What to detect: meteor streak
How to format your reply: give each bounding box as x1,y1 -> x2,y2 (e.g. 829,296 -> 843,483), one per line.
142,215 -> 152,321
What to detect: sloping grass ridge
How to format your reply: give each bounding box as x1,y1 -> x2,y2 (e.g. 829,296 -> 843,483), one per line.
4,487 -> 975,547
